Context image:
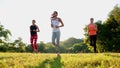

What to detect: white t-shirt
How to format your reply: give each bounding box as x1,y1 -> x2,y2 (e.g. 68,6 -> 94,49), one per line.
51,18 -> 60,32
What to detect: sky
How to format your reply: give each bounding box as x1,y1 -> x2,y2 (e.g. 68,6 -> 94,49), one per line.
0,0 -> 120,44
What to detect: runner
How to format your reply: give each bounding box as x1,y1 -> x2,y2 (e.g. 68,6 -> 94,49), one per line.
51,11 -> 64,56
88,18 -> 97,53
30,20 -> 40,53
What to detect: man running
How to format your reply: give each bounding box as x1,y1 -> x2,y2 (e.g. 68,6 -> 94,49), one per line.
30,20 -> 40,53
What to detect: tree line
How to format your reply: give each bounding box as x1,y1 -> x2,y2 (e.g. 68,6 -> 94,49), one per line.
0,5 -> 120,53
0,36 -> 90,53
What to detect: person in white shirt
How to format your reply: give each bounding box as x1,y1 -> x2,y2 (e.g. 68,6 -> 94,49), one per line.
51,11 -> 64,56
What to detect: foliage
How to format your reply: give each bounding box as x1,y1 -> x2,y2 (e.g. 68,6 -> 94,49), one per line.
26,44 -> 33,52
72,43 -> 91,53
0,23 -> 11,52
62,37 -> 83,48
13,37 -> 26,52
0,23 -> 11,41
37,41 -> 45,53
44,43 -> 56,53
7,37 -> 26,52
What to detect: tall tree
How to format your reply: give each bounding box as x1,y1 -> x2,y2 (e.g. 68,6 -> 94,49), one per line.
0,23 -> 11,43
104,5 -> 120,52
13,37 -> 26,52
0,22 -> 11,52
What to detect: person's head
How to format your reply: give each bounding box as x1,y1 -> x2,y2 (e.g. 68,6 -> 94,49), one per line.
32,20 -> 36,25
90,18 -> 94,23
52,11 -> 58,17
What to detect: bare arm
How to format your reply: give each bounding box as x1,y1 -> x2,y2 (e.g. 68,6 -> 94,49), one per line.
30,26 -> 32,32
58,18 -> 64,27
51,23 -> 54,28
36,25 -> 40,32
51,18 -> 54,28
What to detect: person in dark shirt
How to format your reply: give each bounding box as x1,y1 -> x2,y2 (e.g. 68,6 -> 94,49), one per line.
30,20 -> 40,53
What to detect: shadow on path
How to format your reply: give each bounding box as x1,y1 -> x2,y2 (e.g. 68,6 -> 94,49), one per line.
37,56 -> 63,68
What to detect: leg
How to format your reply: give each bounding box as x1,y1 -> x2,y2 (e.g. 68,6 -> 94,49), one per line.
52,32 -> 56,46
56,31 -> 60,56
30,36 -> 35,50
56,31 -> 60,51
34,35 -> 38,53
34,39 -> 38,50
93,35 -> 97,53
90,35 -> 93,46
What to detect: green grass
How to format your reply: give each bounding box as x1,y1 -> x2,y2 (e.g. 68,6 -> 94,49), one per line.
0,53 -> 120,68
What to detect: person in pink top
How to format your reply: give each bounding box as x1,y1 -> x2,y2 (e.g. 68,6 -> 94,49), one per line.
88,18 -> 97,53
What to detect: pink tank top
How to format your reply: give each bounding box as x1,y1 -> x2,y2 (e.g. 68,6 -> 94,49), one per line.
88,23 -> 97,35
